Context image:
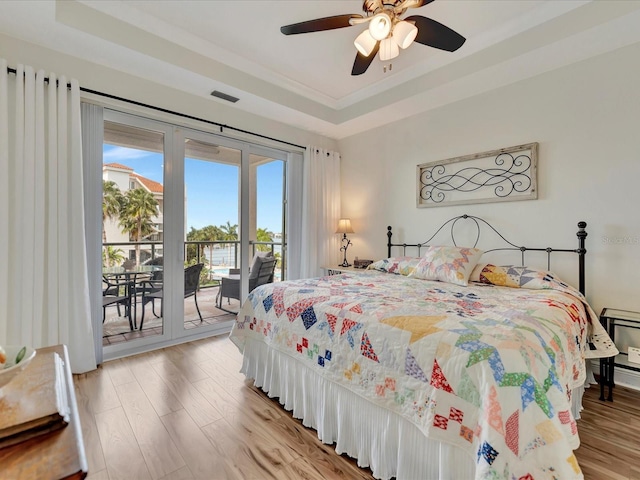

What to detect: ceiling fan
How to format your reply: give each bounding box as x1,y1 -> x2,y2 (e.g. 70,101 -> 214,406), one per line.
280,0 -> 465,76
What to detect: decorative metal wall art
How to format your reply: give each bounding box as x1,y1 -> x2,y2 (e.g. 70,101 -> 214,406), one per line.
417,143 -> 538,208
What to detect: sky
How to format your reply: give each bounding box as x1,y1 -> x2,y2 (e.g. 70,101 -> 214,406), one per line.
103,144 -> 284,234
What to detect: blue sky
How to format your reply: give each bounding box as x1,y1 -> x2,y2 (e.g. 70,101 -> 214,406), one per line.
103,145 -> 284,233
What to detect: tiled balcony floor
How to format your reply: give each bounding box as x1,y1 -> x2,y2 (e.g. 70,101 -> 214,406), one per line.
102,285 -> 240,345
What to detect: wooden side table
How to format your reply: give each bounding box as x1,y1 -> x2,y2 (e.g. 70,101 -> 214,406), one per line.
0,345 -> 88,479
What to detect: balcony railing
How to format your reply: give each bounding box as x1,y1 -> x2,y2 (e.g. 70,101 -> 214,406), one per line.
103,240 -> 285,285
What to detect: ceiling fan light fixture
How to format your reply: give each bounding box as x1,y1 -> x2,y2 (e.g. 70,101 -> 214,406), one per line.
379,37 -> 399,61
368,12 -> 392,41
393,20 -> 418,49
354,29 -> 377,57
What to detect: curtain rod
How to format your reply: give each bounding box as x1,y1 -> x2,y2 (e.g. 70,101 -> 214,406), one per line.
6,66 -> 306,151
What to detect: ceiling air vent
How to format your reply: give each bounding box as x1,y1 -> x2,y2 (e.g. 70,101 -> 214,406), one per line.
210,90 -> 239,103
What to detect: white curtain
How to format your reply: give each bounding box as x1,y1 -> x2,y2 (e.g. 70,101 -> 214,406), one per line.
0,59 -> 96,373
299,146 -> 342,279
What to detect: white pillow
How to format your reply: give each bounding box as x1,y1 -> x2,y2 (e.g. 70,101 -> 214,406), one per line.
408,245 -> 484,286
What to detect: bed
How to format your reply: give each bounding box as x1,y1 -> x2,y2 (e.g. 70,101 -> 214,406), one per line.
229,215 -> 616,480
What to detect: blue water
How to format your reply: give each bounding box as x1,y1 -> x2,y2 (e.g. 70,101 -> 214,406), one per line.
204,245 -> 282,267
212,267 -> 230,276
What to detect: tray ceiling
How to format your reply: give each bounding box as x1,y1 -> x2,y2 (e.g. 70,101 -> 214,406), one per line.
1,0 -> 639,139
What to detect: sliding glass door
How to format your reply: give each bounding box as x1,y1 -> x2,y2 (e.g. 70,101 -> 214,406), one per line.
175,129 -> 243,337
102,113 -> 170,352
99,111 -> 288,358
249,150 -> 286,282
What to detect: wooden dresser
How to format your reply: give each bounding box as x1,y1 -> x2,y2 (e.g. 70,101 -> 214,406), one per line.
0,345 -> 88,479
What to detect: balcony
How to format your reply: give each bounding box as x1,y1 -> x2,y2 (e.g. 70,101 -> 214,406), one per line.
102,239 -> 283,344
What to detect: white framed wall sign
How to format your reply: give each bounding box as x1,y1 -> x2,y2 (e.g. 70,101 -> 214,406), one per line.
417,142 -> 538,208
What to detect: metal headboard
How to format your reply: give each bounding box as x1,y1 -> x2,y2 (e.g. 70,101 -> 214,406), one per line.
386,214 -> 587,294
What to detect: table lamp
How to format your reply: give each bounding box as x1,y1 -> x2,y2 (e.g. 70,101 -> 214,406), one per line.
336,218 -> 354,267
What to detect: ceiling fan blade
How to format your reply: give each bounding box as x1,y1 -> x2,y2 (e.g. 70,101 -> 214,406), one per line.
406,16 -> 466,52
351,42 -> 380,76
281,14 -> 363,35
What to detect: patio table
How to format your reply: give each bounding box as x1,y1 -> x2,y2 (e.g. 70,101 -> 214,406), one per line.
103,266 -> 161,329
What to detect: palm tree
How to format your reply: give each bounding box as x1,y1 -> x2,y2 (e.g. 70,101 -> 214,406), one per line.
186,226 -> 203,264
219,221 -> 238,266
256,227 -> 274,253
187,224 -> 222,262
102,180 -> 123,266
200,225 -> 224,272
102,246 -> 125,268
186,224 -> 226,282
119,188 -> 158,266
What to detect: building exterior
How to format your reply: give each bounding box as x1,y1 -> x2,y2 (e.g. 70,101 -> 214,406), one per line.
103,162 -> 164,264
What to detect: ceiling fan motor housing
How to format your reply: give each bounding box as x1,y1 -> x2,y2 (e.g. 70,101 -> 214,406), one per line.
362,0 -> 383,14
363,0 -> 413,16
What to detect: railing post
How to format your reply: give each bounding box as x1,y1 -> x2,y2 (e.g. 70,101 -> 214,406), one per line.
234,242 -> 238,268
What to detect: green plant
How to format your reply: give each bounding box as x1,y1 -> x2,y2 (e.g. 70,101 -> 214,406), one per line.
256,227 -> 274,253
102,246 -> 125,267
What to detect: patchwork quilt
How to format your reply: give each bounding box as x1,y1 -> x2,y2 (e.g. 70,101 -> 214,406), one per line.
230,270 -> 600,479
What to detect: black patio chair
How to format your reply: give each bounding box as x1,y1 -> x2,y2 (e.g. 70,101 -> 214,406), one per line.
102,275 -> 133,330
139,263 -> 204,330
216,255 -> 276,313
135,269 -> 163,318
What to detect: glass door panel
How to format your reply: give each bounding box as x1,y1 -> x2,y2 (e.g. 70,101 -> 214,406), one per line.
182,134 -> 241,331
251,153 -> 286,283
102,119 -> 167,348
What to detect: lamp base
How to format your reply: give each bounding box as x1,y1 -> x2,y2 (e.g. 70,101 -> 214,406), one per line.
339,233 -> 352,268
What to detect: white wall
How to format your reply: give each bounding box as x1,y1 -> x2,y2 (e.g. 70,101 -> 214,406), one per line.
0,33 -> 337,152
338,41 -> 640,316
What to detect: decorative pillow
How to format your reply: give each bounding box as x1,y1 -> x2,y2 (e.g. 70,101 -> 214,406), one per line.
408,246 -> 483,286
367,256 -> 421,276
469,264 -> 570,290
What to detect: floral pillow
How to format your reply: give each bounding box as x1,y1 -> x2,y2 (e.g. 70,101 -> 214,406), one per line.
367,256 -> 421,276
408,246 -> 483,286
469,264 -> 571,290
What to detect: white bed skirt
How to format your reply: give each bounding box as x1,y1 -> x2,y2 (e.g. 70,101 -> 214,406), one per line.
239,338 -> 586,480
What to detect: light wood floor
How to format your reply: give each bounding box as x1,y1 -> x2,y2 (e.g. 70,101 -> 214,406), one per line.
74,336 -> 640,480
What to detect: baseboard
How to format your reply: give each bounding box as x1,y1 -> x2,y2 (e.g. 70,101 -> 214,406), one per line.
589,359 -> 640,391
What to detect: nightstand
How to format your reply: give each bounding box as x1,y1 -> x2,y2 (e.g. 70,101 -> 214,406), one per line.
599,307 -> 640,401
323,265 -> 364,275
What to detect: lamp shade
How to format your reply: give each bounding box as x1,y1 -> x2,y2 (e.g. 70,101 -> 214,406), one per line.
393,20 -> 418,49
336,218 -> 355,234
368,12 -> 392,41
354,29 -> 377,57
379,37 -> 399,61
